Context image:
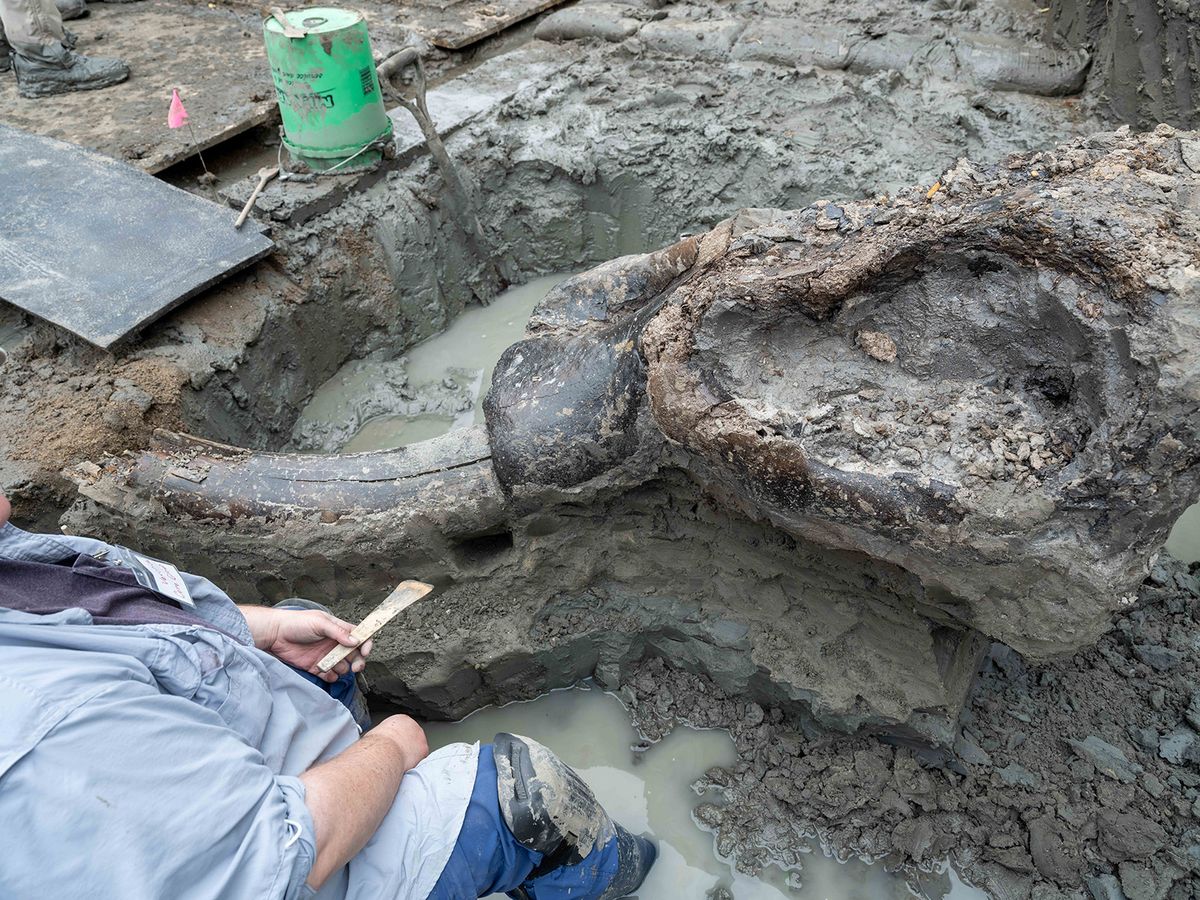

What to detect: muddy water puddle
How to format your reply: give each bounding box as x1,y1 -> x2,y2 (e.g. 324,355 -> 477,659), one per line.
0,314 -> 29,357
424,687 -> 986,900
293,273 -> 575,452
342,412 -> 458,452
1168,504 -> 1200,564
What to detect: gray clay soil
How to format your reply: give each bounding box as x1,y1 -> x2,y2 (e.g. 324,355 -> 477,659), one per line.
2,0 -> 1199,897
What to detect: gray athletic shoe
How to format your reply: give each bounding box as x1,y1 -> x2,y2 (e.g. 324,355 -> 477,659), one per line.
13,46 -> 128,98
56,0 -> 88,20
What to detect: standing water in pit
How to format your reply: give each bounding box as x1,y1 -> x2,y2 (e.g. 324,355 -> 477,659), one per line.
1168,504 -> 1200,565
424,688 -> 987,900
292,273 -> 576,452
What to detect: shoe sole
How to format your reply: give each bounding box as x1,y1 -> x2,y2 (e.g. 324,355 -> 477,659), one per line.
17,71 -> 128,98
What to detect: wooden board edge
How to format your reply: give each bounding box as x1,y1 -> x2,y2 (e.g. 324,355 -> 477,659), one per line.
429,0 -> 569,49
142,105 -> 280,174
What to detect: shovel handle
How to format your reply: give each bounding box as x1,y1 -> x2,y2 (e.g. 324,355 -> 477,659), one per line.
376,47 -> 420,84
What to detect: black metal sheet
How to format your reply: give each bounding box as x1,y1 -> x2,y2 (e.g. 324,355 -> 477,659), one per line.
0,124 -> 273,349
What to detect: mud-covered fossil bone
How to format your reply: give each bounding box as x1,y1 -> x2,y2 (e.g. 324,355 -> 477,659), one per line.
67,126 -> 1199,738
79,427 -> 502,523
490,125 -> 1200,659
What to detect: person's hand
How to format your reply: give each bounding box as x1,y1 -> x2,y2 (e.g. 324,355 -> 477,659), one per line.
239,606 -> 373,682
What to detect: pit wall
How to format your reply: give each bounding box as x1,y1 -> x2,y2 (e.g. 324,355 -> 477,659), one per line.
180,162 -> 671,450
176,37 -> 1102,451
65,470 -> 982,744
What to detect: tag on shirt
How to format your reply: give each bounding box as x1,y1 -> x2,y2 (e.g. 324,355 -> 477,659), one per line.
108,546 -> 195,608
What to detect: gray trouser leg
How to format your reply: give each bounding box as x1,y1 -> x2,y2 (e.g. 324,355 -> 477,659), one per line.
274,598 -> 373,731
0,0 -> 64,57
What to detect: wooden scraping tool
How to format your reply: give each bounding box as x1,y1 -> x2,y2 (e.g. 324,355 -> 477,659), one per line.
234,166 -> 279,229
316,579 -> 433,673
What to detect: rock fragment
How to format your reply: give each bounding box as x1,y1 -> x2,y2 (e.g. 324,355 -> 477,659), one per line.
996,762 -> 1040,789
890,817 -> 936,859
1181,139 -> 1200,174
1132,643 -> 1185,672
1067,736 -> 1142,783
1129,725 -> 1159,752
855,329 -> 897,363
1158,726 -> 1200,765
1185,691 -> 1200,731
1085,874 -> 1125,900
1141,773 -> 1165,798
954,731 -> 992,767
1117,858 -> 1182,900
1028,815 -> 1084,883
1096,810 -> 1165,863
109,380 -> 155,414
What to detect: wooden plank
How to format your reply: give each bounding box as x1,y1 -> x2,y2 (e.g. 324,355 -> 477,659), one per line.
317,580 -> 434,672
0,124 -> 273,349
375,0 -> 570,50
0,1 -> 278,174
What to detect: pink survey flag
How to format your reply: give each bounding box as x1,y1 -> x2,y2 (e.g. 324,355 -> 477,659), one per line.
168,89 -> 188,129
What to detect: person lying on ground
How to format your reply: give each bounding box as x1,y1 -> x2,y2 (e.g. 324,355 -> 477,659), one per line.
0,489 -> 656,900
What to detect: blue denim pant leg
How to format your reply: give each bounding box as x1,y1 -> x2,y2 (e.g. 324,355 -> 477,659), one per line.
427,745 -> 625,900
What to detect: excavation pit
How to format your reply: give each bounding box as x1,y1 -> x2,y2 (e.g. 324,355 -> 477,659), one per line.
4,17 -> 1198,898
292,273 -> 582,453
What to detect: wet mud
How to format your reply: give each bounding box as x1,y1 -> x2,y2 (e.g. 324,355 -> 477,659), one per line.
424,686 -> 987,898
292,273 -> 576,452
0,0 -> 1101,514
3,1 -> 1199,897
620,556 -> 1200,899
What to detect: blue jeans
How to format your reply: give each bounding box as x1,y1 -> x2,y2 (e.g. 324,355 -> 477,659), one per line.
427,745 -> 625,900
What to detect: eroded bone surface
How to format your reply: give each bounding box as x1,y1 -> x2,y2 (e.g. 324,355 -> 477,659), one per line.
493,125 -> 1200,661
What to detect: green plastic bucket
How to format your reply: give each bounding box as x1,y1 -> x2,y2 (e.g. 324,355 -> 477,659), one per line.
263,7 -> 393,172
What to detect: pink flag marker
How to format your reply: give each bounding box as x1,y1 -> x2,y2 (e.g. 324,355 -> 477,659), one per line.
167,88 -> 212,180
168,89 -> 188,129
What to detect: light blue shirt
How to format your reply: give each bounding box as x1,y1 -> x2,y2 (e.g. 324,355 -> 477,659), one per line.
0,523 -> 477,900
